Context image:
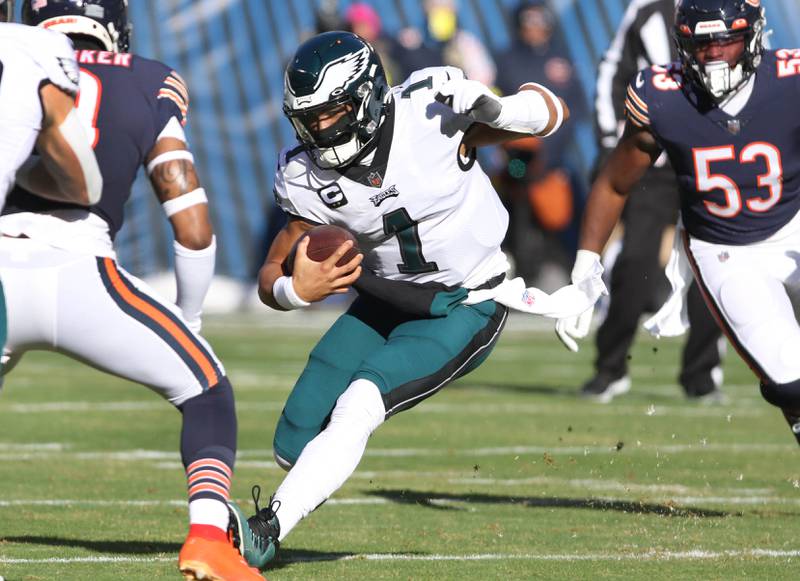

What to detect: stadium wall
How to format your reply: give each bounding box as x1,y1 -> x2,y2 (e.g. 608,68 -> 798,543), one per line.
113,0 -> 800,280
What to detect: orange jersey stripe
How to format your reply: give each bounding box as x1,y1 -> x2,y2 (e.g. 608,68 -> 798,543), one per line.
187,458 -> 232,477
625,100 -> 650,126
158,89 -> 188,114
164,76 -> 189,104
169,70 -> 189,90
102,258 -> 217,385
626,85 -> 649,111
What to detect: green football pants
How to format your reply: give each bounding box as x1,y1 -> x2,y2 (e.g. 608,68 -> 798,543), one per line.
273,296 -> 508,465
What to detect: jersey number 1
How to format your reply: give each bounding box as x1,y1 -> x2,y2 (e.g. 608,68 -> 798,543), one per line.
383,208 -> 438,274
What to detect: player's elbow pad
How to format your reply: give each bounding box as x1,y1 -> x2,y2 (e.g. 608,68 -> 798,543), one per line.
59,108 -> 103,205
493,84 -> 566,137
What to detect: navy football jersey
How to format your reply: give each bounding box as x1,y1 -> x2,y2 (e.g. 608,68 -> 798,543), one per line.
625,50 -> 800,244
3,49 -> 190,238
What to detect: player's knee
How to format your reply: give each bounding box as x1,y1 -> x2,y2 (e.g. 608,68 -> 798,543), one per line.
273,414 -> 318,469
330,379 -> 386,433
273,449 -> 294,471
760,378 -> 800,409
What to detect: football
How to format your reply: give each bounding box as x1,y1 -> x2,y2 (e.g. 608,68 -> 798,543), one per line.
282,225 -> 360,275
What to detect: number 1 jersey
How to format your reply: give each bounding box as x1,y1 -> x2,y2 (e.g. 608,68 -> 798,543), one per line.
274,66 -> 510,289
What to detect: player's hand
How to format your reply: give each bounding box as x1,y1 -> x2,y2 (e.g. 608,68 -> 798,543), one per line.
555,307 -> 594,353
183,315 -> 202,335
436,78 -> 502,124
291,237 -> 363,303
553,250 -> 606,352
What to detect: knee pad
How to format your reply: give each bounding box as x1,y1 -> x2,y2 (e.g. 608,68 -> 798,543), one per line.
760,378 -> 800,409
273,379 -> 385,469
273,414 -> 320,469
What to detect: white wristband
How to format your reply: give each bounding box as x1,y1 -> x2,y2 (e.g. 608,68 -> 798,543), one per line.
272,276 -> 311,310
162,188 -> 207,218
524,83 -> 565,137
493,84 -> 564,137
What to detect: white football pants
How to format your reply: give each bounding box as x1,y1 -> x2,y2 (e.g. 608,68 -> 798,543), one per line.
685,224 -> 800,385
0,237 -> 224,405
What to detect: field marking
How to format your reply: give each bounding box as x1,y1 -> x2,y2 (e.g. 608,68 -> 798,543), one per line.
0,498 -> 387,508
1,548 -> 798,565
0,441 -> 794,463
0,399 -> 770,418
2,493 -> 798,509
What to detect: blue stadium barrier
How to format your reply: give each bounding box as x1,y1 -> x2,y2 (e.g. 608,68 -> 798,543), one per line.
14,1 -> 797,279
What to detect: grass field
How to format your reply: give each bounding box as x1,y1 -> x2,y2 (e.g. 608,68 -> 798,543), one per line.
0,312 -> 798,580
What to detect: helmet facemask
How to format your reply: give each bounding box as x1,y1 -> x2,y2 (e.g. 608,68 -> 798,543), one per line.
283,32 -> 388,169
674,3 -> 765,101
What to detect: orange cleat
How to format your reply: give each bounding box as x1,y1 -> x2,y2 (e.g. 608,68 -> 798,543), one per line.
179,525 -> 265,581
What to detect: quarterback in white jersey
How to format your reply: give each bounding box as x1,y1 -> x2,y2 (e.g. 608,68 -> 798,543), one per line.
229,31 -> 569,570
275,65 -> 510,290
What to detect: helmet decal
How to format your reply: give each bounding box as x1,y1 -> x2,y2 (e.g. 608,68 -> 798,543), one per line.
673,0 -> 765,100
22,0 -> 131,53
283,31 -> 389,169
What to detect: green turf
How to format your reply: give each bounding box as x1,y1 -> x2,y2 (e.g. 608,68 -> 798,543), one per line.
0,314 -> 797,580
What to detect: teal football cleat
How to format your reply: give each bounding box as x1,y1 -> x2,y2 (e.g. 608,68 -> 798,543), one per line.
228,486 -> 281,570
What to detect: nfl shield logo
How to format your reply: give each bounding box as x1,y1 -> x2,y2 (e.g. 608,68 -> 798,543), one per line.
367,171 -> 383,188
718,251 -> 730,263
726,119 -> 741,135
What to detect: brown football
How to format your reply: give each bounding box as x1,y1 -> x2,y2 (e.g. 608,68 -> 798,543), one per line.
282,225 -> 360,275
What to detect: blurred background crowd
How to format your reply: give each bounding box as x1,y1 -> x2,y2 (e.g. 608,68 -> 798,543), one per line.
115,0 -> 800,313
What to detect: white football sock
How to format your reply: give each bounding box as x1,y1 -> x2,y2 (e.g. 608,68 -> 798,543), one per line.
188,498 -> 230,531
273,379 -> 385,540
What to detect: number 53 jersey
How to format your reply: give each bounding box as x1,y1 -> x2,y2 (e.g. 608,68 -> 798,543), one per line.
274,66 -> 510,289
625,50 -> 800,245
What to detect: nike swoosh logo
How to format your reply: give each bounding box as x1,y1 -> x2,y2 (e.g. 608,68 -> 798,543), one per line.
635,72 -> 645,88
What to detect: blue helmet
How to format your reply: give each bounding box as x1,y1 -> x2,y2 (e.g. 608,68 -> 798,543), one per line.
22,0 -> 131,52
674,0 -> 765,99
1,0 -> 14,22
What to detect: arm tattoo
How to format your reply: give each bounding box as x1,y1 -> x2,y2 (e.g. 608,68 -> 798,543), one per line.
150,158 -> 200,202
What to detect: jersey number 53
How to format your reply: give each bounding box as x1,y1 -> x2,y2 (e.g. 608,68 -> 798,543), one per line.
693,142 -> 783,218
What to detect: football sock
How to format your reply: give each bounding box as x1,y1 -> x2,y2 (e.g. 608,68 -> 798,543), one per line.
179,377 -> 237,530
273,379 -> 385,540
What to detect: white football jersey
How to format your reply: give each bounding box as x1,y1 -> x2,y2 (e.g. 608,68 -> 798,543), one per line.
275,66 -> 510,288
0,23 -> 80,204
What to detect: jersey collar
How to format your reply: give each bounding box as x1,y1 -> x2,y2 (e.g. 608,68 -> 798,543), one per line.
336,99 -> 396,188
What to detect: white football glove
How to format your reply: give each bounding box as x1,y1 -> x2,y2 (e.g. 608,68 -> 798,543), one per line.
436,78 -> 503,124
554,250 -> 606,352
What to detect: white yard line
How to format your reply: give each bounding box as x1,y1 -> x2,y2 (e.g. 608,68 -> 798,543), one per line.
1,548 -> 798,565
1,492 -> 797,509
0,399 -> 769,417
0,441 -> 794,463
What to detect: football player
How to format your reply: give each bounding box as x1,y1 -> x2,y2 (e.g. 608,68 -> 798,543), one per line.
556,0 -> 800,443
1,2 -> 262,579
0,4 -> 102,367
229,31 -> 569,568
